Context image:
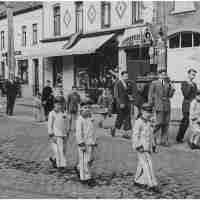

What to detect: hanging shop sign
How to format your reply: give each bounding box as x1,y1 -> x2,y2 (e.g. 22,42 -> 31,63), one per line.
2,51 -> 22,57
119,26 -> 153,48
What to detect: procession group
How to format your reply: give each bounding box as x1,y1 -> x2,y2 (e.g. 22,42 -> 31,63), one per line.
2,67 -> 199,191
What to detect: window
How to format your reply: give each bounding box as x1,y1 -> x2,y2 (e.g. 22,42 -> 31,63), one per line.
75,1 -> 83,32
53,5 -> 61,36
172,1 -> 195,14
193,32 -> 200,46
169,33 -> 180,48
181,32 -> 192,48
0,31 -> 4,50
22,26 -> 27,46
132,1 -> 142,24
18,60 -> 28,84
32,24 -> 38,45
169,32 -> 200,48
101,2 -> 111,28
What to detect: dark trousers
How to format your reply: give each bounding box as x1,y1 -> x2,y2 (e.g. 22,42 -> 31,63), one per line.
176,112 -> 189,141
115,104 -> 132,131
6,96 -> 16,115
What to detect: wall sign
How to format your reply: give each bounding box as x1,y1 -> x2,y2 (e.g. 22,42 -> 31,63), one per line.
119,26 -> 152,48
115,1 -> 127,19
87,4 -> 96,24
64,9 -> 71,28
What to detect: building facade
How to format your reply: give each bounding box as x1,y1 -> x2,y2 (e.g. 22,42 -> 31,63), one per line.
25,1 -> 156,97
0,2 -> 43,97
156,1 -> 200,109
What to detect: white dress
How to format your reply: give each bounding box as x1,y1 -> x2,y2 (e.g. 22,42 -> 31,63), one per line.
48,110 -> 70,167
76,115 -> 96,180
132,118 -> 158,187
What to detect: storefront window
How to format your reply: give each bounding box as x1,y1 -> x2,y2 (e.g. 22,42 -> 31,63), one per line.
18,60 -> 28,84
193,32 -> 200,46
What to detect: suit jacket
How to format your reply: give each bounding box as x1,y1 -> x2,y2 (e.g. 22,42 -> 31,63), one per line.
148,80 -> 175,112
114,80 -> 130,107
181,81 -> 197,113
42,86 -> 53,102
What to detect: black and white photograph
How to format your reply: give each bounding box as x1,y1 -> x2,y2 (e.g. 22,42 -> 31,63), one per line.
0,0 -> 199,198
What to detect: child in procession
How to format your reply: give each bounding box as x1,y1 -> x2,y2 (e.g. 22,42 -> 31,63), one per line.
132,103 -> 159,192
188,90 -> 200,149
33,92 -> 45,122
75,106 -> 97,186
48,98 -> 70,170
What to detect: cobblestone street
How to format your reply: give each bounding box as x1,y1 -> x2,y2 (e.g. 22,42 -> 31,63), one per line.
0,103 -> 200,198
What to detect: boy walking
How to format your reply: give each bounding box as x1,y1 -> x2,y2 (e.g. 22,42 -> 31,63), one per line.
48,98 -> 70,169
75,106 -> 96,185
132,103 -> 158,191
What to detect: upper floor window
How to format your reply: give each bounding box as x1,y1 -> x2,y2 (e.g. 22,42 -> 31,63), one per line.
22,26 -> 27,47
169,31 -> 200,48
75,1 -> 83,32
132,1 -> 142,24
1,31 -> 5,50
172,1 -> 195,14
32,24 -> 38,45
53,5 -> 61,36
101,2 -> 111,28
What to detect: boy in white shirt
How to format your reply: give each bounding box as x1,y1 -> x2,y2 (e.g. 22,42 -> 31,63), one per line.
48,98 -> 70,169
132,103 -> 159,192
75,106 -> 97,185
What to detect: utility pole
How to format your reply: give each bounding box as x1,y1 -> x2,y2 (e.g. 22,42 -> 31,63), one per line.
5,2 -> 15,80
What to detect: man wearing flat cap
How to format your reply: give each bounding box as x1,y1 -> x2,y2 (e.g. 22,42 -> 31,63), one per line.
148,70 -> 175,146
176,68 -> 197,143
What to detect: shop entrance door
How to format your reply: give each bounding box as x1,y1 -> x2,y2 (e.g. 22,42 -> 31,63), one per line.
53,57 -> 63,87
33,59 -> 39,96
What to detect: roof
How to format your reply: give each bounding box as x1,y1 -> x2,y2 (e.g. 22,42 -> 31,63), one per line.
0,2 -> 42,19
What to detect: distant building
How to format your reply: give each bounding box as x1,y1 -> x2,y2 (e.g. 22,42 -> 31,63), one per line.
0,2 -> 43,97
156,1 -> 200,110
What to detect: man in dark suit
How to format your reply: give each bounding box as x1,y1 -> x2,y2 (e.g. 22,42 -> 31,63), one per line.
42,80 -> 53,120
176,68 -> 197,143
111,70 -> 136,138
148,70 -> 175,146
5,78 -> 19,116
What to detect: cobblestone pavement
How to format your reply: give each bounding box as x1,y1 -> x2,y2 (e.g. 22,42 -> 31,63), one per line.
0,105 -> 200,198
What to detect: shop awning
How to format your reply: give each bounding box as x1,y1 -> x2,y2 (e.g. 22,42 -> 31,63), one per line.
24,34 -> 115,57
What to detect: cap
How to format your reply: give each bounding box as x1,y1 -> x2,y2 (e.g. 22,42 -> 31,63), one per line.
141,103 -> 153,112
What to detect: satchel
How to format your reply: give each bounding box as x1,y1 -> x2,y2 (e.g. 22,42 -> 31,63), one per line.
102,114 -> 117,129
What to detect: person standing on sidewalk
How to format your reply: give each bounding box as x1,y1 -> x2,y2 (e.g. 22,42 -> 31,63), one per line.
111,70 -> 133,139
132,103 -> 158,192
5,78 -> 19,116
148,70 -> 175,146
42,80 -> 54,121
176,68 -> 197,143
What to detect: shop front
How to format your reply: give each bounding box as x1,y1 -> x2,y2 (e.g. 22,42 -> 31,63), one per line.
119,26 -> 157,83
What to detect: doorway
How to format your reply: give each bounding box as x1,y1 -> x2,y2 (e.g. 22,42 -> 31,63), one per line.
52,57 -> 63,87
33,59 -> 39,96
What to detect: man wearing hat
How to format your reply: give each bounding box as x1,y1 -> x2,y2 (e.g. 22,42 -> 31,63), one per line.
132,103 -> 158,191
176,68 -> 197,143
148,70 -> 175,146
